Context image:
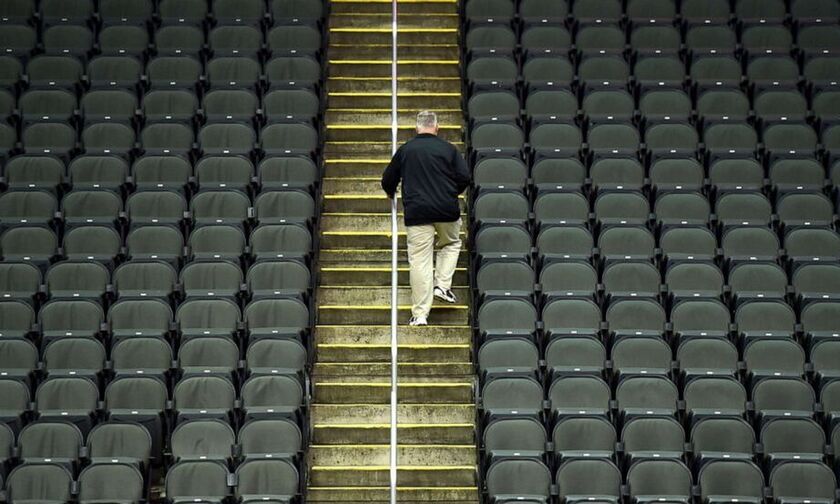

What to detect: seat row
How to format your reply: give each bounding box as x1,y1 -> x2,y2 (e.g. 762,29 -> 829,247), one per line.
0,0 -> 323,26
1,154 -> 320,194
466,0 -> 840,25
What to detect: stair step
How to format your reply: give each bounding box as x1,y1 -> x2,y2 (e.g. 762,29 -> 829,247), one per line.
328,60 -> 460,78
329,44 -> 460,61
316,343 -> 470,363
312,423 -> 475,444
320,231 -> 466,249
314,362 -> 474,377
317,286 -> 469,306
314,381 -> 473,403
309,465 -> 476,487
308,444 -> 476,467
328,94 -> 462,110
319,264 -> 468,285
324,109 -> 463,126
307,486 -> 478,503
317,303 -> 469,325
325,123 -> 461,143
330,0 -> 459,16
320,212 -> 467,233
329,14 -> 459,30
315,324 -> 472,345
327,77 -> 462,95
324,141 -> 464,157
312,403 -> 474,423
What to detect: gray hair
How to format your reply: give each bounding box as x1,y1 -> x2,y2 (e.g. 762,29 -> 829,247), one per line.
416,110 -> 438,129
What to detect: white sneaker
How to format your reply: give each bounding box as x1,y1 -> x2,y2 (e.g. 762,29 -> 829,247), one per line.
434,286 -> 457,303
409,316 -> 428,326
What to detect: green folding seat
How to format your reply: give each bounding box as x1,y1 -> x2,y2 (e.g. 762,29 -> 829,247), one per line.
523,56 -> 574,88
99,25 -> 149,57
698,460 -> 764,504
105,376 -> 168,421
649,158 -> 703,191
0,190 -> 57,225
20,89 -> 76,124
263,88 -> 320,122
622,417 -> 684,460
198,123 -> 256,156
736,0 -> 786,24
181,261 -> 242,298
0,262 -> 40,300
545,336 -> 605,376
113,261 -> 177,298
671,299 -> 731,338
87,422 -> 153,467
209,26 -> 262,57
594,192 -> 649,225
159,0 -> 208,25
1,226 -> 58,263
467,55 -> 519,89
542,298 -> 601,337
813,90 -> 840,122
590,158 -> 644,191
769,462 -> 837,504
22,122 -> 77,156
764,124 -> 818,160
532,158 -> 586,192
763,418 -> 826,463
195,156 -> 252,192
709,158 -> 764,191
147,56 -> 202,89
165,460 -> 230,503
247,260 -> 310,298
132,155 -> 191,191
521,26 -> 571,54
155,26 -> 205,56
690,56 -> 742,90
204,89 -> 259,122
577,56 -> 629,90
176,298 -> 240,338
691,418 -> 755,461
214,0 -> 265,24
524,89 -> 577,122
43,337 -> 106,376
478,338 -> 539,376
125,225 -> 184,261
81,90 -> 138,124
747,56 -> 800,91
697,89 -> 750,123
582,89 -> 634,123
27,55 -> 83,89
466,25 -> 516,51
0,0 -> 36,23
634,56 -> 685,92
171,419 -> 235,461
61,189 -> 122,226
804,57 -> 840,91
87,56 -> 142,88
0,24 -> 36,56
63,225 -> 121,262
239,419 -> 302,458
576,26 -> 625,56
236,459 -> 299,503
46,261 -> 109,299
126,190 -> 186,226
603,262 -> 661,299
190,225 -> 247,260
99,0 -> 153,25
627,459 -> 692,502
244,297 -> 309,339
473,158 -> 527,193
676,337 -> 738,377
110,336 -> 172,376
627,0 -> 677,23
475,225 -> 531,262
178,336 -> 239,375
78,462 -> 145,504
473,192 -> 529,225
477,298 -> 537,338
265,56 -> 322,88
465,0 -> 515,22
745,339 -> 806,378
143,90 -> 199,123
4,156 -> 64,191
482,376 -> 543,418
246,338 -> 306,375
572,0 -> 621,23
261,123 -> 319,155
792,0 -> 840,23
108,298 -> 173,339
755,90 -> 809,123
550,375 -> 611,416
270,0 -> 324,22
268,25 -> 321,56
6,463 -> 73,504
729,262 -> 787,301
552,416 -> 613,460
191,189 -> 251,226
35,376 -> 98,418
742,25 -> 793,58
82,123 -> 136,156
39,299 -> 104,339
0,337 -> 37,379
777,192 -> 833,227
240,374 -> 303,417
41,0 -> 93,24
639,90 -> 691,124
556,459 -> 621,502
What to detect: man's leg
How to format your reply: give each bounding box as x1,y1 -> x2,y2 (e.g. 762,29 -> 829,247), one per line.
433,218 -> 462,291
406,223 -> 435,319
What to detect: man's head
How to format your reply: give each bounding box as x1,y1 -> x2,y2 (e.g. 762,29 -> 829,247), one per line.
416,110 -> 439,135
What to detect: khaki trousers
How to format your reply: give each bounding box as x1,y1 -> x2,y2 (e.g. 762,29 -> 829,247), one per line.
405,219 -> 462,319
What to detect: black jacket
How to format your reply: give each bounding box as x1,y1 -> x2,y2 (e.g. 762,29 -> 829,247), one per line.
381,133 -> 470,226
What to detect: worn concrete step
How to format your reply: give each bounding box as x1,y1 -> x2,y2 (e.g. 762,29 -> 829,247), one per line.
330,30 -> 459,47
315,324 -> 472,346
320,212 -> 467,234
314,381 -> 473,403
323,158 -> 390,177
325,123 -> 462,143
329,13 -> 459,30
306,486 -> 478,503
317,303 -> 469,325
324,140 -> 464,157
312,403 -> 474,424
320,230 -> 467,249
309,465 -> 476,487
313,361 -> 474,377
312,423 -> 475,444
318,264 -> 468,285
317,286 -> 469,306
327,93 -> 462,110
329,44 -> 460,61
324,109 -> 462,126
308,444 -> 476,467
330,0 -> 459,16
315,341 -> 470,363
326,77 -> 462,94
328,60 -> 460,78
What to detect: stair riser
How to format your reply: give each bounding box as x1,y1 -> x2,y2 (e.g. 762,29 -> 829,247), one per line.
315,325 -> 472,345
325,141 -> 463,157
321,214 -> 467,233
313,425 -> 474,444
320,233 -> 466,249
307,487 -> 478,503
308,445 -> 476,466
316,346 -> 470,363
317,287 -> 468,305
330,14 -> 459,30
317,307 -> 469,325
325,110 -> 463,126
327,78 -> 462,95
309,467 -> 475,487
329,62 -> 460,78
323,161 -> 389,177
331,2 -> 463,16
326,126 -> 462,143
314,383 -> 473,403
313,362 -> 474,377
328,94 -> 462,110
319,268 -> 468,286
329,45 -> 460,60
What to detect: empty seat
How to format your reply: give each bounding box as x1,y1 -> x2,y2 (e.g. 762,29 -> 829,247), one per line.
171,419 -> 235,461
191,190 -> 250,225
545,336 -> 605,375
109,298 -> 172,338
611,337 -> 671,376
769,461 -> 837,504
0,337 -> 38,378
671,299 -> 731,338
177,298 -> 240,338
86,421 -> 153,467
78,462 -> 144,504
125,226 -> 184,261
485,417 -> 547,461
478,338 -> 540,376
622,416 -> 684,459
556,458 -> 621,502
761,418 -> 826,462
660,226 -> 717,262
477,298 -> 537,337
196,156 -> 253,191
691,418 -> 755,460
606,299 -> 665,337
729,262 -> 788,301
552,416 -> 614,460
165,460 -> 229,503
627,459 -> 692,502
6,463 -> 73,503
235,459 -> 299,502
721,227 -> 779,262
36,376 -> 98,418
666,262 -> 724,300
550,375 -> 611,416
111,336 -> 172,375
240,374 -> 303,416
677,337 -> 738,376
250,224 -> 311,260
178,337 -> 239,375
486,458 -> 551,502
482,376 -> 543,418
18,420 -> 83,463
43,337 -> 106,376
736,300 -> 797,339
174,375 -> 235,417
753,378 -> 816,418
698,460 -> 764,504
238,418 -> 302,458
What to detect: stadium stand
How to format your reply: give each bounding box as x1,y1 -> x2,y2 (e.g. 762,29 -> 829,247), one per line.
468,0 -> 840,502
0,0 -> 321,501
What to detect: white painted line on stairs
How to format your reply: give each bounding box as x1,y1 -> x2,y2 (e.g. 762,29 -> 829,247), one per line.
389,1 -> 400,503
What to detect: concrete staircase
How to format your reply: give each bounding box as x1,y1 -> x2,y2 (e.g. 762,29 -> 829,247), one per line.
306,0 -> 478,502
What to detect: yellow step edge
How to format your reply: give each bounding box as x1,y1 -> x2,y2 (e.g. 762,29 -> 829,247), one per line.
313,424 -> 474,429
330,44 -> 459,48
318,305 -> 469,309
329,59 -> 459,64
322,231 -> 467,236
317,324 -> 471,329
310,466 -> 474,470
318,343 -> 470,349
311,444 -> 475,448
325,158 -> 392,163
326,124 -> 461,129
329,28 -> 459,33
327,92 -> 461,97
327,108 -> 461,112
331,0 -> 458,3
327,76 -> 461,80
317,382 -> 471,386
320,267 -> 467,271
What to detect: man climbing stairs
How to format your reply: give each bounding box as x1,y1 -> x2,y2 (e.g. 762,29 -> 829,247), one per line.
306,0 -> 478,502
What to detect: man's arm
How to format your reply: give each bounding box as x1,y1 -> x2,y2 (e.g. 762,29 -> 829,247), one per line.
451,147 -> 471,194
381,150 -> 401,198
